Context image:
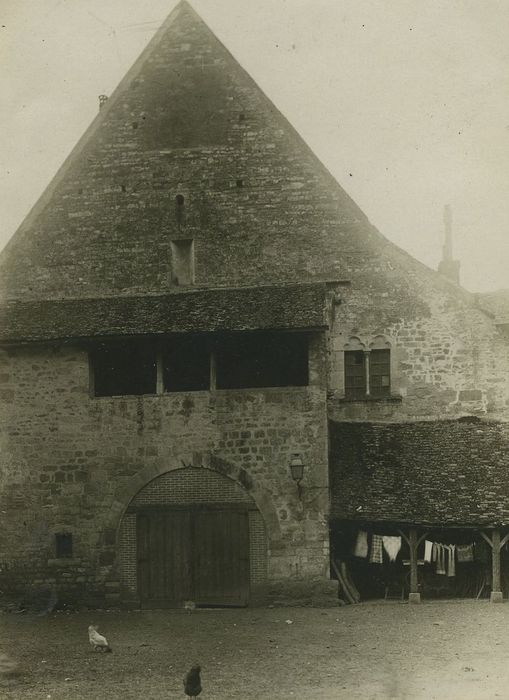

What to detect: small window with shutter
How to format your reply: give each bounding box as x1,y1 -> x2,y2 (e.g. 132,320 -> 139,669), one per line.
344,350 -> 367,399
369,349 -> 391,397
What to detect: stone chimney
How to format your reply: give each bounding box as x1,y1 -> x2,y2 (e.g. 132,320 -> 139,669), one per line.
98,94 -> 109,110
438,204 -> 460,284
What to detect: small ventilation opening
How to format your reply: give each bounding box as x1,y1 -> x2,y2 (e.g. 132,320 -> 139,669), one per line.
55,532 -> 73,558
170,239 -> 195,286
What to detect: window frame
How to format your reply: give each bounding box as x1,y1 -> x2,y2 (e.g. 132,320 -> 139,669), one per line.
368,348 -> 391,398
344,350 -> 367,399
343,346 -> 391,400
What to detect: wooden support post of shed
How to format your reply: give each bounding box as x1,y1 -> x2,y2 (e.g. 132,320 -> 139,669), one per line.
491,529 -> 503,603
398,527 -> 422,604
482,529 -> 504,603
408,528 -> 420,604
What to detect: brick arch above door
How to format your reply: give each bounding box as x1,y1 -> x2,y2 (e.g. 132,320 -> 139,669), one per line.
108,453 -> 282,544
131,466 -> 254,507
118,465 -> 268,604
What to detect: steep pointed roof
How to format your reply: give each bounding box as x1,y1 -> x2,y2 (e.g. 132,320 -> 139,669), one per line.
0,0 -> 367,302
0,0 -> 479,326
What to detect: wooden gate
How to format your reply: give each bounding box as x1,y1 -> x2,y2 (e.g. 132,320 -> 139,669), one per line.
137,506 -> 250,607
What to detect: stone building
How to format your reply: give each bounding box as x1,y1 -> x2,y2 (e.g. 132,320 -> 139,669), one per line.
1,1 -> 509,608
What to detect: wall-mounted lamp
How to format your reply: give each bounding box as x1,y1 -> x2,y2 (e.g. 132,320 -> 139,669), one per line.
290,454 -> 304,499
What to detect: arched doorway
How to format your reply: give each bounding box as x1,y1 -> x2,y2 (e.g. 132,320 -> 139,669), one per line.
118,467 -> 267,607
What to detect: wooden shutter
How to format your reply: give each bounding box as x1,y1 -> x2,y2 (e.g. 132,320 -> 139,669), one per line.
344,350 -> 366,399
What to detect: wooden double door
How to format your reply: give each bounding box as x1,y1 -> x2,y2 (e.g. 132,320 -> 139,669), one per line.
137,506 -> 250,607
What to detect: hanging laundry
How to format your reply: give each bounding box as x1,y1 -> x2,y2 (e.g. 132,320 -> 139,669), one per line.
447,544 -> 456,577
369,534 -> 383,564
424,540 -> 433,563
457,543 -> 474,563
435,543 -> 446,575
382,536 -> 401,563
353,530 -> 368,558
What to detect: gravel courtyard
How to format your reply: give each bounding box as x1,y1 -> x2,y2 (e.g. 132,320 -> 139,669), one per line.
2,601 -> 509,700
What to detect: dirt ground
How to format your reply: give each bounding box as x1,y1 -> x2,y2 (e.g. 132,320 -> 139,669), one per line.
1,600 -> 509,699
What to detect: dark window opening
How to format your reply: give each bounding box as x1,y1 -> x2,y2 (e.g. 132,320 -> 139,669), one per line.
175,195 -> 186,225
132,122 -> 138,130
91,341 -> 157,397
121,184 -> 126,193
236,179 -> 244,188
344,350 -> 366,399
216,332 -> 308,389
163,336 -> 211,392
170,239 -> 194,286
55,532 -> 73,558
239,113 -> 245,122
369,349 -> 390,397
89,332 -> 310,397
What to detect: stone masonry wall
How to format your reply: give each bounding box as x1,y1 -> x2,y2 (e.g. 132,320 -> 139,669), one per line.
0,333 -> 329,605
328,269 -> 509,422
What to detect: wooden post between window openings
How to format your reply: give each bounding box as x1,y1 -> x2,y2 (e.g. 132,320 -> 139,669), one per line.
156,344 -> 164,395
210,350 -> 217,391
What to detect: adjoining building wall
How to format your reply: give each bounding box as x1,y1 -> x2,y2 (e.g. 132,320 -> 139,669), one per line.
327,274 -> 509,423
0,334 -> 332,606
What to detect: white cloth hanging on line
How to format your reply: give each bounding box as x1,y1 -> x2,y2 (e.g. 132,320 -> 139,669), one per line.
382,536 -> 402,562
424,540 -> 433,563
353,530 -> 368,558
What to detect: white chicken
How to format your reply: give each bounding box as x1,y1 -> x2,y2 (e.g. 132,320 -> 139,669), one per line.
0,652 -> 20,676
88,624 -> 112,653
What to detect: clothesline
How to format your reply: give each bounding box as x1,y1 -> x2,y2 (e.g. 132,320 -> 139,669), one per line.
353,530 -> 480,575
353,530 -> 401,563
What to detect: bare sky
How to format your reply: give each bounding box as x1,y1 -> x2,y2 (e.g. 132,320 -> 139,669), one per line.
1,0 -> 509,292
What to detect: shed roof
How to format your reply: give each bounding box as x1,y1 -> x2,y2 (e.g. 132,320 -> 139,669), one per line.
330,419 -> 509,527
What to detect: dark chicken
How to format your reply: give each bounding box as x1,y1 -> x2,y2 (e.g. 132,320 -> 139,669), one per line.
183,664 -> 202,698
